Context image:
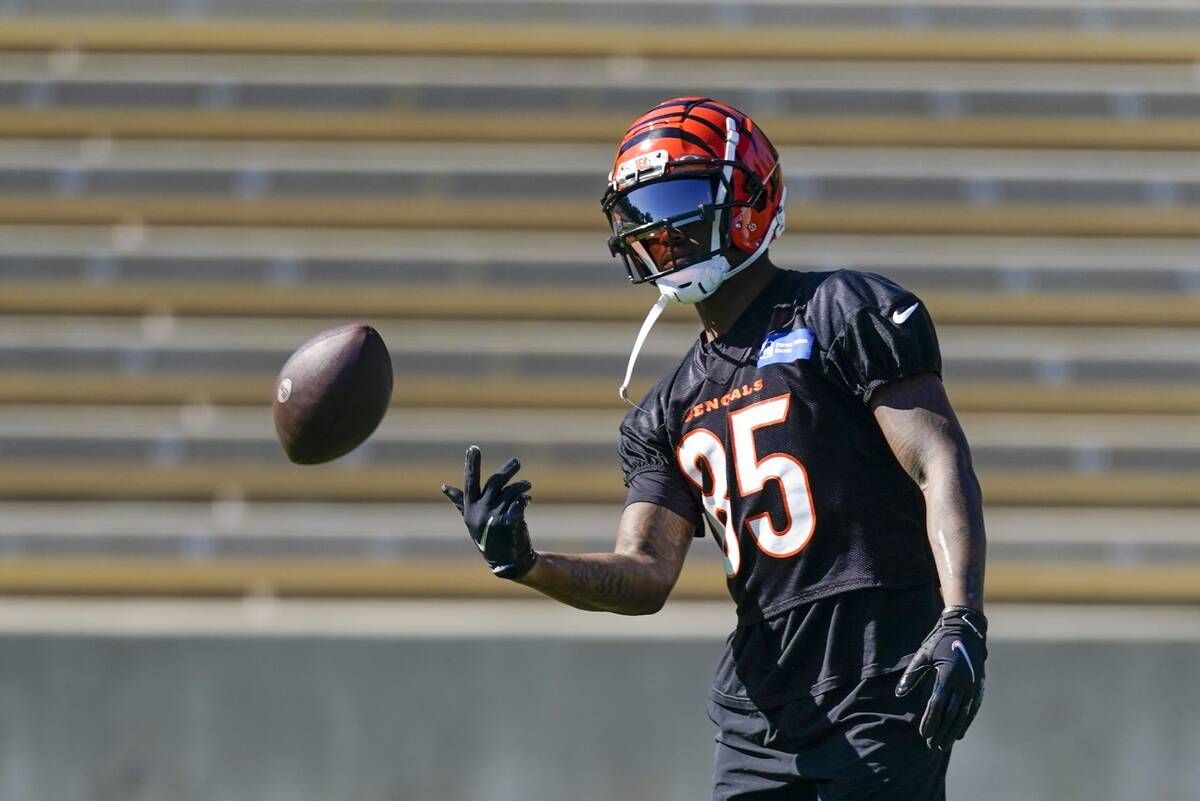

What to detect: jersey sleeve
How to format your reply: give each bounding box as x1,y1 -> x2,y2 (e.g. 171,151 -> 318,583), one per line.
618,385 -> 703,530
813,271 -> 942,405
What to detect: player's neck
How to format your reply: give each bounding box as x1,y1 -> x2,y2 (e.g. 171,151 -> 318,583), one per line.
696,259 -> 781,341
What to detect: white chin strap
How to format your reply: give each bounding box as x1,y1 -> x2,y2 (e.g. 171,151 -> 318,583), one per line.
618,294 -> 670,408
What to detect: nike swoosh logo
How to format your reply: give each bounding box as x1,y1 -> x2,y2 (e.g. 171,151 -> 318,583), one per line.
891,302 -> 920,325
952,640 -> 977,683
478,515 -> 495,553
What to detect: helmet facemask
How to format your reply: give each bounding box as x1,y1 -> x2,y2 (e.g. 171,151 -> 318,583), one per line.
605,172 -> 728,280
603,157 -> 768,304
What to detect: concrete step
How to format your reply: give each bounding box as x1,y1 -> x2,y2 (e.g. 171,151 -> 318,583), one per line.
2,317 -> 1196,386
3,75 -> 1197,119
1,599 -> 1199,640
3,500 -> 1195,547
0,552 -> 1195,601
0,501 -> 1196,569
0,15 -> 1198,63
9,0 -> 1200,30
0,407 -> 1195,474
3,140 -> 1200,180
1,226 -> 1196,284
0,196 -> 1196,236
3,108 -> 1194,150
1,144 -> 1198,208
3,52 -> 1200,89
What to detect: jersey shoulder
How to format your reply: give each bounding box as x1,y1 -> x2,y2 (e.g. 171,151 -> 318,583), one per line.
800,269 -> 941,403
800,269 -> 921,345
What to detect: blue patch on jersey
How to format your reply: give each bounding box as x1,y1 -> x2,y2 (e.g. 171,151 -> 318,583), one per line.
757,328 -> 814,367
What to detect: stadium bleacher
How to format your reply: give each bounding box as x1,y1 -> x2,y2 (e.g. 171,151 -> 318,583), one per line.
0,0 -> 1196,601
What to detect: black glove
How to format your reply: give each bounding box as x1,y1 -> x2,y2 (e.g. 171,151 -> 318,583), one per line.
441,446 -> 537,580
895,605 -> 988,751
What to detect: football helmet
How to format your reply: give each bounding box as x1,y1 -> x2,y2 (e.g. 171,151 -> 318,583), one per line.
602,97 -> 786,305
603,98 -> 787,404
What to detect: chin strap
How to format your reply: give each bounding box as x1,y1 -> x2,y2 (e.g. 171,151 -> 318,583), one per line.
619,294 -> 671,410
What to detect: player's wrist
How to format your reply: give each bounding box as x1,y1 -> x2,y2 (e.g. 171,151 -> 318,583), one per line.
941,605 -> 988,630
492,549 -> 538,581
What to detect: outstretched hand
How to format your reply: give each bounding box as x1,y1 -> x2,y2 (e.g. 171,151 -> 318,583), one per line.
442,445 -> 537,580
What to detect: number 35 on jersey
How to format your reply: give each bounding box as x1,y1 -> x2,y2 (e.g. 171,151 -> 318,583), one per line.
676,393 -> 816,577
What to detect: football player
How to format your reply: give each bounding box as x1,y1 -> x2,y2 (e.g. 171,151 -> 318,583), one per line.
443,97 -> 987,801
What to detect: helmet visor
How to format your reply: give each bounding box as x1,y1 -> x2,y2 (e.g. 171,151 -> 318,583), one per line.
609,177 -> 715,232
607,177 -> 723,282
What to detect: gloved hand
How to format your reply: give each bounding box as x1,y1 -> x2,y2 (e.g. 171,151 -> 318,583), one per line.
895,605 -> 988,750
441,446 -> 537,580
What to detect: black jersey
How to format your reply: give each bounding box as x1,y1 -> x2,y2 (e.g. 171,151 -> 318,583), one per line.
619,268 -> 941,625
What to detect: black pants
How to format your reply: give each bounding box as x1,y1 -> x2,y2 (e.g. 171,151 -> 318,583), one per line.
709,673 -> 950,801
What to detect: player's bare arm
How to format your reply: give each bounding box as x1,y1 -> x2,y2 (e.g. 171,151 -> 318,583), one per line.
871,372 -> 989,751
443,446 -> 694,615
519,501 -> 694,615
870,372 -> 986,611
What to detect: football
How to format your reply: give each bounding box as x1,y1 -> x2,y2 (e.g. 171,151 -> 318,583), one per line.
272,323 -> 394,465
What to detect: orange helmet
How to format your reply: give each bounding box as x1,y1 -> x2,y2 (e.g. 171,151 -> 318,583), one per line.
601,97 -> 786,304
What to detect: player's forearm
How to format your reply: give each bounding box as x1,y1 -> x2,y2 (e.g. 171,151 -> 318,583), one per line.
922,454 -> 987,611
516,551 -> 673,615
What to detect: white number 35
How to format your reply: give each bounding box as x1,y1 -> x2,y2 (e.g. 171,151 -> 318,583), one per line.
676,394 -> 816,576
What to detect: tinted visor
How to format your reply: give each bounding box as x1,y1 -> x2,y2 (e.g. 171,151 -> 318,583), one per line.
609,177 -> 716,233
608,178 -> 721,281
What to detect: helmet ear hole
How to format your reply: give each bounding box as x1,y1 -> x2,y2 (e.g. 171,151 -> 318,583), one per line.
742,173 -> 766,212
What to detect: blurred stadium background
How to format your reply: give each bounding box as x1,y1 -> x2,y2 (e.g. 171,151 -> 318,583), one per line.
0,0 -> 1197,799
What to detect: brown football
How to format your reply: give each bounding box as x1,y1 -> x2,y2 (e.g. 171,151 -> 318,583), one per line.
272,323 -> 393,465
